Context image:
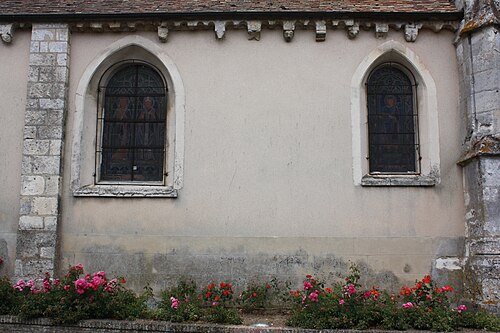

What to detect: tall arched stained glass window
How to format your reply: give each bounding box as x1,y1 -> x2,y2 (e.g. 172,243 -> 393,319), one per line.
366,64 -> 419,173
98,63 -> 167,182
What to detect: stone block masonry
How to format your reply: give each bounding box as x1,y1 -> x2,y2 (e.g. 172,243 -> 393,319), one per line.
15,24 -> 70,280
456,21 -> 500,312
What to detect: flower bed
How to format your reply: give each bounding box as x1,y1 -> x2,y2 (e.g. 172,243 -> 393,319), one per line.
0,263 -> 498,332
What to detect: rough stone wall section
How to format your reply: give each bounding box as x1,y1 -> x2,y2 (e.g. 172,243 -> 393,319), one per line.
456,19 -> 500,312
15,24 -> 70,280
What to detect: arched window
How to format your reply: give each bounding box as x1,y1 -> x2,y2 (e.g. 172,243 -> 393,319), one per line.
366,64 -> 420,173
98,62 -> 167,182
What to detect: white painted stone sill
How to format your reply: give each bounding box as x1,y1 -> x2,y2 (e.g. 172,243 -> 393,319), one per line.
72,184 -> 178,198
361,174 -> 437,187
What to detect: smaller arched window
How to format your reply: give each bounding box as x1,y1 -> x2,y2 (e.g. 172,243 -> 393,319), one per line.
98,62 -> 167,182
366,64 -> 420,174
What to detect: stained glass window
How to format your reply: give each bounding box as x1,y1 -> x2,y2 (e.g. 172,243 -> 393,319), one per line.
99,64 -> 167,182
367,65 -> 419,173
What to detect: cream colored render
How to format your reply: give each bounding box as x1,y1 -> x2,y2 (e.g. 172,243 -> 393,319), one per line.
0,31 -> 30,276
61,28 -> 463,291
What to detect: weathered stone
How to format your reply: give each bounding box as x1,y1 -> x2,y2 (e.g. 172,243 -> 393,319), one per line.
56,53 -> 68,66
31,156 -> 60,174
31,29 -> 55,41
475,90 -> 500,114
24,109 -> 47,126
16,24 -> 70,281
21,156 -> 32,174
44,176 -> 60,196
55,67 -> 68,82
19,198 -> 32,215
37,125 -> 63,140
39,41 -> 49,53
39,98 -> 64,110
32,197 -> 58,215
55,28 -> 69,41
19,216 -> 43,230
44,217 -> 57,231
48,41 -> 68,53
28,53 -> 55,66
23,139 -> 50,156
15,259 -> 54,279
49,140 -> 62,156
40,247 -> 55,259
21,176 -> 45,196
27,66 -> 39,82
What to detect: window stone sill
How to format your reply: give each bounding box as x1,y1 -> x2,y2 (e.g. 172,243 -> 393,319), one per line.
361,174 -> 437,187
72,184 -> 178,197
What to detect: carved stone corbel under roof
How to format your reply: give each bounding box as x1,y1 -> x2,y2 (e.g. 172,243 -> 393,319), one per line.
0,23 -> 15,43
65,18 -> 458,44
344,20 -> 360,39
315,20 -> 326,41
158,22 -> 168,42
375,22 -> 389,38
282,20 -> 295,42
404,23 -> 422,42
247,20 -> 261,40
214,21 -> 226,40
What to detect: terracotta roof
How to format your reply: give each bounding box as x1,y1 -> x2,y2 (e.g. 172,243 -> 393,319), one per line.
0,1 -> 460,16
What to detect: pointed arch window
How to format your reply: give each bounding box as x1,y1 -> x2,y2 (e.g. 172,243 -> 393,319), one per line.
366,64 -> 420,174
98,62 -> 167,183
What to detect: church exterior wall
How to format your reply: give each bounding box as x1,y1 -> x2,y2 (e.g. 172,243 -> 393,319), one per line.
0,31 -> 31,277
57,28 -> 464,291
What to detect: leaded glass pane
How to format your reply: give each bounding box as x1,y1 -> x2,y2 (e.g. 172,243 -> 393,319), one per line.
100,64 -> 166,182
367,66 -> 417,173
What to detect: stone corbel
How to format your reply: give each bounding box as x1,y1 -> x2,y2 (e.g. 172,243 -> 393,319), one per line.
404,23 -> 422,42
89,22 -> 104,32
283,20 -> 295,42
158,22 -> 168,43
214,21 -> 226,40
0,23 -> 14,43
345,20 -> 360,39
247,21 -> 261,41
315,20 -> 326,42
375,23 -> 389,39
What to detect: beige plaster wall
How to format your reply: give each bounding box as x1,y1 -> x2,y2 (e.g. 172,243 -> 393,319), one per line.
61,27 -> 464,291
0,31 -> 30,275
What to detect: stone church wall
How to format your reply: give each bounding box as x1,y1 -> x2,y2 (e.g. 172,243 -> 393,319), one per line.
55,28 -> 464,292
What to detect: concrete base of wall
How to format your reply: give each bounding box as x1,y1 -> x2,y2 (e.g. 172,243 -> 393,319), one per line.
0,316 -> 490,333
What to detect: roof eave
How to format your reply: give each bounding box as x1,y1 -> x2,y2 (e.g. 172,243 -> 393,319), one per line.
0,10 -> 464,23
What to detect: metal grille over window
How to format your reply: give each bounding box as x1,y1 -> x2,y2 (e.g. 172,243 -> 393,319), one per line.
367,65 -> 419,173
98,63 -> 167,182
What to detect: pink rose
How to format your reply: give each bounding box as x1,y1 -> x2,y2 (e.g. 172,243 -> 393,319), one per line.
402,302 -> 414,309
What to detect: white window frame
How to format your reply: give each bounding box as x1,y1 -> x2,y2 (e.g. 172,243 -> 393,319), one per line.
351,41 -> 440,187
71,36 -> 185,197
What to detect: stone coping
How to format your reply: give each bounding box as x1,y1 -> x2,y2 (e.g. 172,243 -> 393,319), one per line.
0,316 -> 486,333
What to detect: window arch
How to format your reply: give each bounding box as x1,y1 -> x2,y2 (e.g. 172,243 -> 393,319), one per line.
366,64 -> 420,174
71,36 -> 185,197
350,41 -> 440,187
98,62 -> 167,183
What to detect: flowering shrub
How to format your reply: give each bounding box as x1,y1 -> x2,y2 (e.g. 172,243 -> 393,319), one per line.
14,264 -> 149,324
0,276 -> 22,315
287,267 -> 500,331
201,281 -> 242,324
287,266 -> 388,329
155,278 -> 201,322
238,278 -> 283,312
1,263 -> 499,330
155,278 -> 241,324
